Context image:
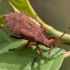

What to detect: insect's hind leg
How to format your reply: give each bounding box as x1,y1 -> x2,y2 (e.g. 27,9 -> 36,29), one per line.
0,27 -> 22,39
0,27 -> 29,51
9,41 -> 30,51
32,42 -> 43,65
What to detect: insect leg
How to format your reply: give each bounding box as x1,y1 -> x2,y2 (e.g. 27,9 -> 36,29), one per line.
19,41 -> 30,51
48,36 -> 56,47
48,46 -> 52,54
0,27 -> 22,39
48,36 -> 56,40
9,41 -> 30,51
32,42 -> 43,65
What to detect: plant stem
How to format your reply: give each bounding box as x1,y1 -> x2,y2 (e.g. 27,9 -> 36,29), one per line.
64,51 -> 70,58
36,17 -> 70,44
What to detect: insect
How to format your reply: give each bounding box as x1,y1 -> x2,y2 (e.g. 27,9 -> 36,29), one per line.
0,12 -> 70,65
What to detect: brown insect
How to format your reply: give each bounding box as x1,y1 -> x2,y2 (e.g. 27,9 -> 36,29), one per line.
0,12 -> 69,65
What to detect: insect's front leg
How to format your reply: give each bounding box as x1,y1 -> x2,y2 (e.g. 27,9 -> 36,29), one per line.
32,42 -> 43,65
48,36 -> 56,47
48,36 -> 56,40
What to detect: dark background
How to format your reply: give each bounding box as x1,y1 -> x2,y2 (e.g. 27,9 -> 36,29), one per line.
0,0 -> 70,70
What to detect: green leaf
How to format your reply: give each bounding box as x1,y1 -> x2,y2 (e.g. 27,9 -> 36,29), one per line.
0,39 -> 65,70
9,0 -> 36,17
0,0 -> 66,70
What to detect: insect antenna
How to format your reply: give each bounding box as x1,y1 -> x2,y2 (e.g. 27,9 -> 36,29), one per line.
54,27 -> 70,43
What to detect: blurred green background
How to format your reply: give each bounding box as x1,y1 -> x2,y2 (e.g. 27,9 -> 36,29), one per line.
0,0 -> 70,70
